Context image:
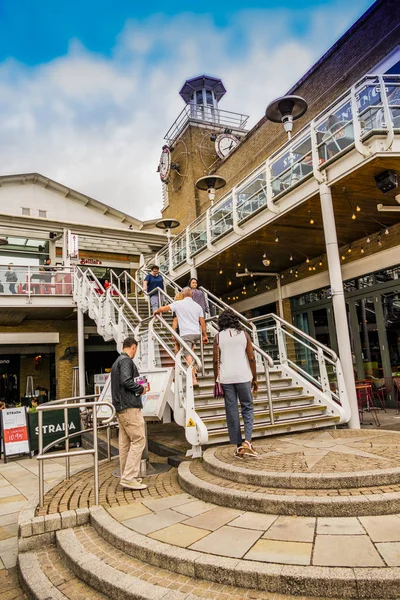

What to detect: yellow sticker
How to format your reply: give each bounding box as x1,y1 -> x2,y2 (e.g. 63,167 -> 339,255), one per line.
186,418 -> 195,427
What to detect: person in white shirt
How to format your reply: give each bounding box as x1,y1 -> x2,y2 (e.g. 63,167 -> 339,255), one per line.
154,287 -> 208,386
213,309 -> 258,458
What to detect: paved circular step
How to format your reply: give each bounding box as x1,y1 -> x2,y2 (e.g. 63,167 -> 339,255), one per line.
178,460 -> 400,517
203,430 -> 400,489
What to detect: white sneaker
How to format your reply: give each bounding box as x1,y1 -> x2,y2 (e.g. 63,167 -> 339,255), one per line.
120,478 -> 148,490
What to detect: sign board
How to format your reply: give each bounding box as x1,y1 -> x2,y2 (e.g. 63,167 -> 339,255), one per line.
94,373 -> 110,385
97,367 -> 173,421
67,230 -> 79,259
139,331 -> 149,371
1,407 -> 30,461
28,408 -> 81,452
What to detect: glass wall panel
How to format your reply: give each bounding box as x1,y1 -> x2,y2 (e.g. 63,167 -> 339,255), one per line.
315,100 -> 354,163
188,216 -> 207,256
271,134 -> 313,196
210,196 -> 233,240
237,171 -> 267,222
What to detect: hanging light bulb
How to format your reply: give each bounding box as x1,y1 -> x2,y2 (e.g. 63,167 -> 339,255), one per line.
378,236 -> 382,246
295,270 -> 299,278
253,281 -> 256,287
361,247 -> 365,254
319,261 -> 323,267
312,266 -> 316,271
356,205 -> 361,212
275,232 -> 279,243
242,285 -> 246,291
219,269 -> 223,275
385,228 -> 389,235
227,297 -> 231,300
367,237 -> 371,243
228,280 -> 232,286
308,211 -> 315,225
237,262 -> 241,267
341,254 -> 346,260
281,274 -> 284,279
289,254 -> 293,261
348,247 -> 352,253
309,266 -> 312,271
306,257 -> 310,264
351,213 -> 356,220
290,269 -> 293,274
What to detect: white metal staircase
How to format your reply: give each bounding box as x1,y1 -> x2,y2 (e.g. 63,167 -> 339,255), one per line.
73,267 -> 351,455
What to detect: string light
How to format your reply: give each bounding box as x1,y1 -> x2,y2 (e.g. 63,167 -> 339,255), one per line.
289,269 -> 293,274
228,280 -> 232,286
367,237 -> 371,243
348,246 -> 352,253
289,254 -> 293,261
361,247 -> 365,254
351,213 -> 356,220
385,228 -> 389,235
319,261 -> 323,266
306,257 -> 310,263
219,269 -> 223,274
295,270 -> 299,278
309,266 -> 313,271
237,262 -> 241,267
356,205 -> 361,212
308,211 -> 315,225
253,281 -> 256,287
341,254 -> 346,260
274,231 -> 279,243
378,236 -> 382,247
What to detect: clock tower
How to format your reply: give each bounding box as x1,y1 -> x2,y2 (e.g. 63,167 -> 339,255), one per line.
158,75 -> 248,231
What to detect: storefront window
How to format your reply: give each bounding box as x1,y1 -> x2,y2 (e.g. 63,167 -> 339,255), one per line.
382,289 -> 400,374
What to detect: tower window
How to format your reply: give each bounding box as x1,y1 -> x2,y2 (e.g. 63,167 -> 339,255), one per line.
206,90 -> 213,105
38,210 -> 47,218
21,207 -> 30,216
196,90 -> 203,105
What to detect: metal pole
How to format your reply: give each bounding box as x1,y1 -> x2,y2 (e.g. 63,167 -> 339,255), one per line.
319,183 -> 360,429
264,358 -> 274,425
106,425 -> 111,462
276,276 -> 284,318
200,336 -> 205,376
38,410 -> 44,507
190,266 -> 198,279
77,308 -> 86,401
64,407 -> 70,480
92,407 -> 99,505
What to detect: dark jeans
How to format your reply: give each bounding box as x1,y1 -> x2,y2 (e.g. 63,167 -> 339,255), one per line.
221,381 -> 254,446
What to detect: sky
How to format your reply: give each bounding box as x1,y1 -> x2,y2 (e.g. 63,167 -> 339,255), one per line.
0,0 -> 374,220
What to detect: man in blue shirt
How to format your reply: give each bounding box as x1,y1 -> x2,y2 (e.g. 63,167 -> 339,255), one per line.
143,265 -> 164,312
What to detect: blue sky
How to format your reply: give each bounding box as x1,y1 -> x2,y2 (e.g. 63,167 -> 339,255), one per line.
0,0 -> 374,218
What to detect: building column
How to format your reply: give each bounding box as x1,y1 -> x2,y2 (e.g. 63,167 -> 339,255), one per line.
77,308 -> 86,399
190,266 -> 198,279
319,183 -> 360,429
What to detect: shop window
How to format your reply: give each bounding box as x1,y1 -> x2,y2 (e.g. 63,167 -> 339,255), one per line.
21,207 -> 30,216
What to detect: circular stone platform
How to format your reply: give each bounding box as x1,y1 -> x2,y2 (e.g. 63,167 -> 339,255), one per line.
206,429 -> 400,489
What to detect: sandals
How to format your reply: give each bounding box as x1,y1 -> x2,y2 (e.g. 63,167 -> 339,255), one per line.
242,441 -> 259,458
234,446 -> 245,459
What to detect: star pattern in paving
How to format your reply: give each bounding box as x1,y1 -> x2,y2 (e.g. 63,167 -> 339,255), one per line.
263,431 -> 391,470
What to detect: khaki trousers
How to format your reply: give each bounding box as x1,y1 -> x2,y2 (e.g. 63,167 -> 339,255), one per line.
117,408 -> 145,481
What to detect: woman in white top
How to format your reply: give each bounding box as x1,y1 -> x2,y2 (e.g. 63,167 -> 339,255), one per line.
213,310 -> 258,458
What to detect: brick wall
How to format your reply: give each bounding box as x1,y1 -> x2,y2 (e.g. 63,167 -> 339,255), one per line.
20,354 -> 51,396
164,0 -> 400,229
0,320 -> 78,400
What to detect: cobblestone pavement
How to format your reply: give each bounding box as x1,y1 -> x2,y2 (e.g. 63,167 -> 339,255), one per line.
214,430 -> 400,473
0,568 -> 25,600
37,457 -> 181,516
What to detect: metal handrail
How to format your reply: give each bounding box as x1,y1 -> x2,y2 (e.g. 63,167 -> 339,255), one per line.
37,395 -> 116,507
249,313 -> 338,361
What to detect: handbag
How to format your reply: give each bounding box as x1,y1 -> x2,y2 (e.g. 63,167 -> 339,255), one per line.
213,334 -> 225,399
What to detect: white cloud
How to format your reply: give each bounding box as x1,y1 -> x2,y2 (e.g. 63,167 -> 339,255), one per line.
0,1 -> 372,220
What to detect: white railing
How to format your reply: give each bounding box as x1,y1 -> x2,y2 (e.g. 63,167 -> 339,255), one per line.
156,73 -> 400,276
0,265 -> 73,297
73,267 -> 209,452
249,313 -> 350,422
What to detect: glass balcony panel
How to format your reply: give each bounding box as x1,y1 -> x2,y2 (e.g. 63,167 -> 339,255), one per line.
188,215 -> 207,256
158,250 -> 169,274
237,171 -> 267,222
210,196 -> 233,240
386,81 -> 400,129
171,235 -> 187,267
356,80 -> 384,132
270,134 -> 313,197
316,100 -> 354,163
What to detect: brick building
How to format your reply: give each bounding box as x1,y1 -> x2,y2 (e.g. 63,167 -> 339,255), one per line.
0,173 -> 166,402
156,0 -> 400,403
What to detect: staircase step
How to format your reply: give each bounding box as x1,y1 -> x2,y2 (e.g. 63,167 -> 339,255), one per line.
19,547 -> 108,600
202,404 -> 327,430
194,386 -> 305,402
206,414 -> 340,444
86,506 -> 400,599
178,458 -> 400,517
195,394 -> 316,413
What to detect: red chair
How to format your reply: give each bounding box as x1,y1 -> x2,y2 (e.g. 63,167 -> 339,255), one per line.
356,383 -> 380,427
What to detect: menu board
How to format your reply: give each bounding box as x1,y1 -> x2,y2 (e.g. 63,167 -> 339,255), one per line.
1,407 -> 30,461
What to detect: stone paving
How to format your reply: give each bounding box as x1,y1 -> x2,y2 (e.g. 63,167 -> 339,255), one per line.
0,452 -> 93,570
104,492 -> 400,568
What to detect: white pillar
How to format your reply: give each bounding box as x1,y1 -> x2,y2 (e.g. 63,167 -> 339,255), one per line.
62,228 -> 70,267
319,183 -> 360,429
77,308 -> 86,399
190,266 -> 198,279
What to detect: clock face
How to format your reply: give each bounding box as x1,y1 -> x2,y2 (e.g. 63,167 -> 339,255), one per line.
159,146 -> 171,182
215,134 -> 240,159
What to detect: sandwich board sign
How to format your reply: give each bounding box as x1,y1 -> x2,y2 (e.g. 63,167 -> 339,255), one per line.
1,407 -> 30,462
